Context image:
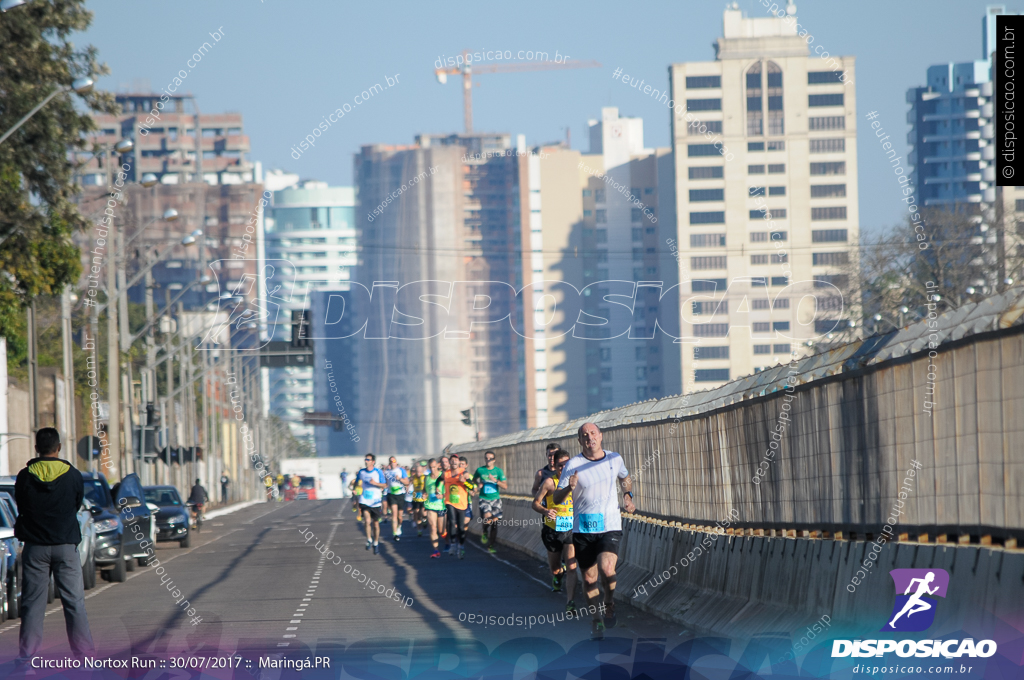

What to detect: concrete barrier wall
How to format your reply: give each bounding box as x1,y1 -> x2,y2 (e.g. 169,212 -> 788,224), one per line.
474,497 -> 1024,637
459,330 -> 1024,539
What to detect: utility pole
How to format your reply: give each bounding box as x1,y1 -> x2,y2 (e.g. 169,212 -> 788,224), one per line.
89,304 -> 99,475
105,155 -> 120,474
27,301 -> 38,432
61,287 -> 76,449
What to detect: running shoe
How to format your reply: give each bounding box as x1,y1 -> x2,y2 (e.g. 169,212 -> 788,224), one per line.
373,544 -> 379,555
481,534 -> 489,545
459,547 -> 465,560
365,540 -> 371,551
417,528 -> 423,537
430,550 -> 441,558
591,620 -> 605,641
488,546 -> 497,554
566,600 -> 577,615
393,534 -> 400,542
552,570 -> 564,592
603,603 -> 617,629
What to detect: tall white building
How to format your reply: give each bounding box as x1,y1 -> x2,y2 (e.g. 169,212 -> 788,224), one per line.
669,5 -> 859,389
263,182 -> 356,443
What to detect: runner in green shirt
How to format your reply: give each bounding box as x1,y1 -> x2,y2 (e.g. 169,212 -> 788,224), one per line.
473,451 -> 508,553
423,459 -> 446,558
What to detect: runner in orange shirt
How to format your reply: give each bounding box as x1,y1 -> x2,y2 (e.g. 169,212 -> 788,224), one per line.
443,455 -> 474,559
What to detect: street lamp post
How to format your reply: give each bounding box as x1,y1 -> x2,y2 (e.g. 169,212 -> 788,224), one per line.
104,138 -> 134,478
0,77 -> 94,146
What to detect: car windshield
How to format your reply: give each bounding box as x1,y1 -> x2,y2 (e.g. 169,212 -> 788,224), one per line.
299,477 -> 315,489
84,479 -> 112,508
144,488 -> 181,506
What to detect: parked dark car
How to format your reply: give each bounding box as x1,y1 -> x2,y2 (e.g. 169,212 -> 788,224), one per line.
0,499 -> 21,617
143,486 -> 191,548
0,537 -> 10,621
82,472 -> 137,582
111,473 -> 155,566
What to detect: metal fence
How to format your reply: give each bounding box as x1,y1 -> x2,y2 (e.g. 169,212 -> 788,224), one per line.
454,289 -> 1024,540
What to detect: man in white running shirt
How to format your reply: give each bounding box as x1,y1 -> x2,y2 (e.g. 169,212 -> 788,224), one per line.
553,422 -> 634,639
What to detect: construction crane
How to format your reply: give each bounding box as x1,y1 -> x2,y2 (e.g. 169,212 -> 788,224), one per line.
435,50 -> 601,133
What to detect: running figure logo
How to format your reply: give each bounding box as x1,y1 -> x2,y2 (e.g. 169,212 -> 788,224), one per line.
881,568 -> 950,632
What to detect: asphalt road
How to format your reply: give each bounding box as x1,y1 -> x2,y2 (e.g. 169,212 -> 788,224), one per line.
0,499 -> 680,676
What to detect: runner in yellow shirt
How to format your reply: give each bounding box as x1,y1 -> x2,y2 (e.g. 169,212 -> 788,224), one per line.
532,449 -> 577,612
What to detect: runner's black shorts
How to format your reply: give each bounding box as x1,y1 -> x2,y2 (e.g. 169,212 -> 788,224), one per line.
358,503 -> 381,521
386,493 -> 404,507
412,500 -> 424,509
572,530 -> 622,571
541,525 -> 573,553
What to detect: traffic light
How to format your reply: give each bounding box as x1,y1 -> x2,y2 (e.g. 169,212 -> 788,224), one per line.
291,309 -> 310,348
145,402 -> 159,427
460,408 -> 472,426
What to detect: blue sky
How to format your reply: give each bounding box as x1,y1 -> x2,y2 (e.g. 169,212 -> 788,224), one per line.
81,0 -> 997,235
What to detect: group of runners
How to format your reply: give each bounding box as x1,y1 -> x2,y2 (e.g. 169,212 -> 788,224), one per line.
346,422 -> 634,639
349,453 -> 507,560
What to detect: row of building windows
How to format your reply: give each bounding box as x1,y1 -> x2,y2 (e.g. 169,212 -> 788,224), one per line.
750,253 -> 788,264
692,320 -> 792,337
748,141 -> 786,151
810,138 -> 846,153
688,183 -> 846,200
749,208 -> 787,219
754,343 -> 793,354
684,94 -> 844,111
749,186 -> 786,196
679,230 -> 790,243
685,71 -> 841,89
689,276 -> 845,293
749,164 -> 786,174
688,251 -> 844,267
693,298 -> 792,316
750,231 -> 788,241
684,116 -> 843,140
688,139 -> 843,163
690,206 -> 846,224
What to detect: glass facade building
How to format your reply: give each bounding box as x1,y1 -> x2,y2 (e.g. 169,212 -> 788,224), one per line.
264,183 -> 356,445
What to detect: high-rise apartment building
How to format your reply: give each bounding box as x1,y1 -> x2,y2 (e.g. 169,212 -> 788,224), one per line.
524,108 -> 680,422
347,142 -> 473,456
263,182 -> 356,442
905,6 -> 1024,299
905,7 -> 1008,208
417,133 -> 529,436
77,93 -> 263,312
81,93 -> 254,186
668,6 -> 859,389
75,182 -> 265,312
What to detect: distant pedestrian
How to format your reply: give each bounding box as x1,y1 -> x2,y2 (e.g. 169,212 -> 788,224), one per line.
220,474 -> 230,503
341,469 -> 351,498
14,428 -> 95,663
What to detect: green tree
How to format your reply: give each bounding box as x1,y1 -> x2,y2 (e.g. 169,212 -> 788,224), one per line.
0,0 -> 117,339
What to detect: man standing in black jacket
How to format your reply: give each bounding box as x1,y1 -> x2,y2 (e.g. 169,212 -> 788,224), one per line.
14,428 -> 95,660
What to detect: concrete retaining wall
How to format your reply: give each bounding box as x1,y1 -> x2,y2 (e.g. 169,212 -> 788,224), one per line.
474,497 -> 1024,637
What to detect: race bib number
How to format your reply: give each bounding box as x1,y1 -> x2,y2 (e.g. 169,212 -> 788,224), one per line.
483,482 -> 498,496
361,488 -> 375,501
579,513 -> 605,533
555,515 -> 573,532
448,485 -> 460,503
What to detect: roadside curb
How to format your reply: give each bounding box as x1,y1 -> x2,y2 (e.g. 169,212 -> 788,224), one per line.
205,499 -> 265,520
